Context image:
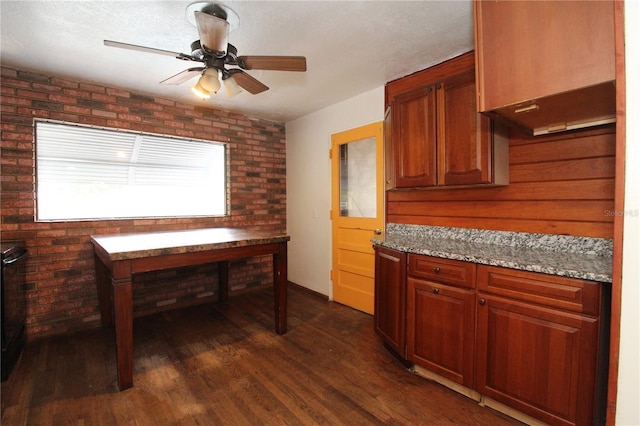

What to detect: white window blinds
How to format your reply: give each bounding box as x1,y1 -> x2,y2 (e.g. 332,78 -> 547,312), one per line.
35,121 -> 226,221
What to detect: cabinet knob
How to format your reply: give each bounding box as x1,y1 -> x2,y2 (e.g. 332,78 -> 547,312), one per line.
374,228 -> 382,235
479,298 -> 486,306
433,288 -> 440,295
433,267 -> 441,273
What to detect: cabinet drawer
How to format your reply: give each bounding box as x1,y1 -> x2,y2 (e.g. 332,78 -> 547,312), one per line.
477,265 -> 601,316
408,255 -> 476,289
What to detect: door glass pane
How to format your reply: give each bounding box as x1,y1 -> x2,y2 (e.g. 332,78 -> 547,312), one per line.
339,137 -> 376,218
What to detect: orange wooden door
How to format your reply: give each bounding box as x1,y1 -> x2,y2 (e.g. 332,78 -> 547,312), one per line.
331,122 -> 384,314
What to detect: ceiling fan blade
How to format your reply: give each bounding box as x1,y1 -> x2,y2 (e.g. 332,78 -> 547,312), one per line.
160,67 -> 204,85
237,56 -> 307,72
228,70 -> 269,94
194,11 -> 229,56
104,40 -> 198,61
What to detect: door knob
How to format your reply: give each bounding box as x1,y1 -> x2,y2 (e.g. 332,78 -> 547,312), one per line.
374,229 -> 382,235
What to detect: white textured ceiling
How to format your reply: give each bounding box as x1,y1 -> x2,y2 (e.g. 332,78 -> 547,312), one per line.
0,1 -> 474,122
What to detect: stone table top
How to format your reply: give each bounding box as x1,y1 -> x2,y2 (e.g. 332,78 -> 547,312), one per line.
90,228 -> 290,261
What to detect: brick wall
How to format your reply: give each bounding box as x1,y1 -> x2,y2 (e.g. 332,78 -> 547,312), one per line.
0,67 -> 287,338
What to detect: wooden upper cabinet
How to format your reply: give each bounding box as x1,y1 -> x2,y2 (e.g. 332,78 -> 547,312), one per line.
385,52 -> 508,190
438,71 -> 507,186
393,86 -> 437,188
383,106 -> 395,190
474,0 -> 616,136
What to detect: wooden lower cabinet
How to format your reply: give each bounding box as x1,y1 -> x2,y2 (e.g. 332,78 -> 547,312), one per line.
476,265 -> 608,426
476,294 -> 601,426
374,248 -> 609,426
374,246 -> 406,356
406,277 -> 475,388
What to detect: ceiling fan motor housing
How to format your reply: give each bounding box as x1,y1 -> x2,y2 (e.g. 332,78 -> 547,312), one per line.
200,3 -> 227,20
190,40 -> 205,60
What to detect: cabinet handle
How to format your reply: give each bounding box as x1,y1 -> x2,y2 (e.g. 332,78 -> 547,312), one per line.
433,267 -> 441,273
433,288 -> 440,295
479,298 -> 486,306
514,103 -> 539,114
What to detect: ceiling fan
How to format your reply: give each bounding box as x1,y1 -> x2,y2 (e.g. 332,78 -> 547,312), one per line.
104,2 -> 307,99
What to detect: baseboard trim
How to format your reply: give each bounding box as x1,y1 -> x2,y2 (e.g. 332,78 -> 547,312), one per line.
481,396 -> 549,426
412,364 -> 551,425
412,364 -> 482,402
288,280 -> 329,301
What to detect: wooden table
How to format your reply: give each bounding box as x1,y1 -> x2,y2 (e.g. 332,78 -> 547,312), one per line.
90,227 -> 290,390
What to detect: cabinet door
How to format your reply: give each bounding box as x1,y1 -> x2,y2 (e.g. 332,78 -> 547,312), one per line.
476,294 -> 601,426
474,1 -> 615,135
374,247 -> 406,356
383,105 -> 395,190
438,71 -> 494,186
406,277 -> 475,388
475,0 -> 615,112
392,86 -> 437,188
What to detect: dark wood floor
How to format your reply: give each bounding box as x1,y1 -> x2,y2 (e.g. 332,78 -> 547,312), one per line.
1,286 -> 521,425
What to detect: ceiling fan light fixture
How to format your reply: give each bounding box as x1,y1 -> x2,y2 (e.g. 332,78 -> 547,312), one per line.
194,11 -> 230,57
200,68 -> 221,93
186,2 -> 240,31
191,78 -> 210,98
222,76 -> 243,98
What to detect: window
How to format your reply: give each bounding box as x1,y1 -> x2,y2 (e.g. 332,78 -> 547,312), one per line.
35,121 -> 226,221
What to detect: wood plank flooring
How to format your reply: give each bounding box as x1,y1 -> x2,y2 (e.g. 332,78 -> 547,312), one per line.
1,286 -> 521,425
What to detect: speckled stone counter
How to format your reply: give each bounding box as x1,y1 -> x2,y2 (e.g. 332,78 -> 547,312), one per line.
372,224 -> 613,283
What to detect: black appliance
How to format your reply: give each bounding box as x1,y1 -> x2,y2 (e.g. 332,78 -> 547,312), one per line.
1,242 -> 28,381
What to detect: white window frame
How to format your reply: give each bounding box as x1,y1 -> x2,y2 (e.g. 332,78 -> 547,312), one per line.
35,120 -> 227,221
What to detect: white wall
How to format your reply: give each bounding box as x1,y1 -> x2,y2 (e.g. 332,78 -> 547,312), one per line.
286,87 -> 384,297
617,1 -> 640,424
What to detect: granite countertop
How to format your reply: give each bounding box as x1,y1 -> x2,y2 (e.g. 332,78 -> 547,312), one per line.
372,224 -> 613,283
90,228 -> 290,261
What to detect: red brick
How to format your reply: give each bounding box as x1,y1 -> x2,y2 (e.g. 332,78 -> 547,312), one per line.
92,109 -> 117,118
0,64 -> 286,339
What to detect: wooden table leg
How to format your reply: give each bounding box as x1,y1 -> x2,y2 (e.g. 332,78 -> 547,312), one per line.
273,242 -> 288,335
112,275 -> 133,390
94,254 -> 113,327
218,261 -> 229,302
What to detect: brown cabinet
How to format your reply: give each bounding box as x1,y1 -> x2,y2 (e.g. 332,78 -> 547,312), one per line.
392,85 -> 437,187
438,72 -> 508,186
407,255 -> 476,388
476,265 -> 608,426
374,249 -> 609,426
474,0 -> 616,136
374,246 -> 406,356
385,52 -> 508,189
383,105 -> 395,191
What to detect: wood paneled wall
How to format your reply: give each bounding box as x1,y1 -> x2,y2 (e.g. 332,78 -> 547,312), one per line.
387,125 -> 616,238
